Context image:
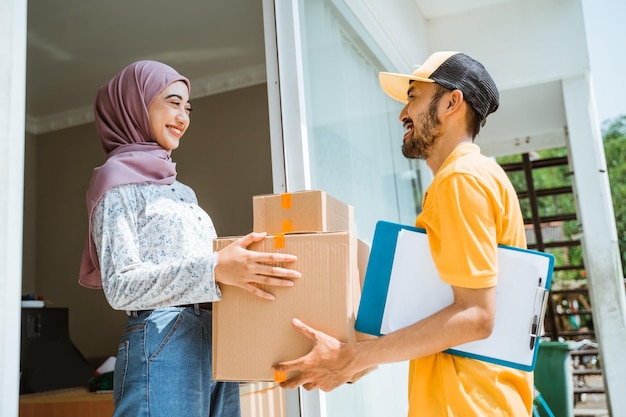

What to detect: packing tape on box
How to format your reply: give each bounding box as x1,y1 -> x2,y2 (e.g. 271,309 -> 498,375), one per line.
281,193 -> 293,209
274,370 -> 287,383
281,220 -> 293,232
274,233 -> 286,249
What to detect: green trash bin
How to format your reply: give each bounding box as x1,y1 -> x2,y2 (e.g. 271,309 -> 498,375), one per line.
534,341 -> 573,417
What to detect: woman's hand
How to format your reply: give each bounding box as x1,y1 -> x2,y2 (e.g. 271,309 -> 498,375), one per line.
215,232 -> 301,300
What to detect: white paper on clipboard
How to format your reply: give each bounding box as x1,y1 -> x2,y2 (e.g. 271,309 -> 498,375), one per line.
378,227 -> 553,370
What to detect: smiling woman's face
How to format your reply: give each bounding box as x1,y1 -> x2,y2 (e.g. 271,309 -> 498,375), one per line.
148,81 -> 192,150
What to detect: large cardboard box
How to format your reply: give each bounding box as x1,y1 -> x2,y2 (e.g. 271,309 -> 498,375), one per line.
213,231 -> 361,382
253,190 -> 354,234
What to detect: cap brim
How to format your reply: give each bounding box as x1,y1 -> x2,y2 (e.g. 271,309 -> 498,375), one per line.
379,72 -> 434,104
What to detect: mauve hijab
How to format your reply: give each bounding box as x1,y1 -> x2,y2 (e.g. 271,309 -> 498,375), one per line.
78,60 -> 191,289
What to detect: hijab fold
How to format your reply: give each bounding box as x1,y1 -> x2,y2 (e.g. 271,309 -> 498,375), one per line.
79,61 -> 190,289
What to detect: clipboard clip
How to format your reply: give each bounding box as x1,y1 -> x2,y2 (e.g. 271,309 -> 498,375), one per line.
529,277 -> 549,350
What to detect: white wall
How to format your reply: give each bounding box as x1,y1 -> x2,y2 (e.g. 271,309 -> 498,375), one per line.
345,0 -> 429,72
353,0 -> 590,92
427,0 -> 589,90
0,0 -> 27,416
582,0 -> 626,123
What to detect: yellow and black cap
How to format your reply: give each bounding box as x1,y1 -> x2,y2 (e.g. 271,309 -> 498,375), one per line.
379,51 -> 499,126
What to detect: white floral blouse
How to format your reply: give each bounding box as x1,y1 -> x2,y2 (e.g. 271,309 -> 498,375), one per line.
91,181 -> 221,311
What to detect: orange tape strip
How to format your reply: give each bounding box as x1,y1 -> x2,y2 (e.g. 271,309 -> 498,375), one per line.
282,220 -> 293,233
281,193 -> 293,209
274,234 -> 286,249
274,370 -> 287,383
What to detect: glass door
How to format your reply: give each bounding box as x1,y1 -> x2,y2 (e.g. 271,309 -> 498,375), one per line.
263,0 -> 425,415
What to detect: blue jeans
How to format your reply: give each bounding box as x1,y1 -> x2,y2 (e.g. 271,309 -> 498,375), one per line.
112,306 -> 241,417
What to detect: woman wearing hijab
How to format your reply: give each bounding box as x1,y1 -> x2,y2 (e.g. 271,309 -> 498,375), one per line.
79,60 -> 301,417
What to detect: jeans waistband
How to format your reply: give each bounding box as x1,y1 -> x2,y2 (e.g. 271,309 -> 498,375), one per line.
126,303 -> 212,317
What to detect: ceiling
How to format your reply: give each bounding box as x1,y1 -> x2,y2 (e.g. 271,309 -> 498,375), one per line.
25,0 -> 516,134
26,0 -> 267,133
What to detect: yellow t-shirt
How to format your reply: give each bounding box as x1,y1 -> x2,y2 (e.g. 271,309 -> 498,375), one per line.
409,143 -> 533,416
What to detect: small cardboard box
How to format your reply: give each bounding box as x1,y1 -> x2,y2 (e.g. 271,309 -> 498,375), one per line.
253,190 -> 354,234
213,232 -> 361,382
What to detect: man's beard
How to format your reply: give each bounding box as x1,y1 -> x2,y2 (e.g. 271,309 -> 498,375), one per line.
402,94 -> 443,160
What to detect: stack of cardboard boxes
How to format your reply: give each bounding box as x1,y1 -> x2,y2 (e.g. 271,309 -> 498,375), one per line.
212,190 -> 367,383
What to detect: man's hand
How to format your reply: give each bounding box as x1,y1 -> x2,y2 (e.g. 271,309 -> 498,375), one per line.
273,319 -> 359,392
215,232 -> 301,300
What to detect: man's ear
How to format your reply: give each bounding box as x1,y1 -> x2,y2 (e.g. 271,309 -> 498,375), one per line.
446,90 -> 464,111
442,90 -> 466,122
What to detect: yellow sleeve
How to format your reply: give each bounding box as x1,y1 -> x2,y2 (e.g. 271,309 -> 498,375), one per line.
429,173 -> 499,288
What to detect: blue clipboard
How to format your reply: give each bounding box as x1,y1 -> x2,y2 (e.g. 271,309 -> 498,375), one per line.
355,220 -> 554,371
